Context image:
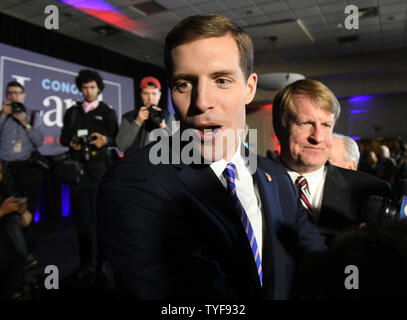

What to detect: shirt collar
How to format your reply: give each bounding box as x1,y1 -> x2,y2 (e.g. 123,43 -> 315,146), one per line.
285,164 -> 326,183
210,140 -> 245,181
83,100 -> 99,113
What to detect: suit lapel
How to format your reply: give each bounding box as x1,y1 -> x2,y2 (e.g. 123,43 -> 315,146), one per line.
176,163 -> 236,221
320,162 -> 349,225
254,157 -> 286,298
176,160 -> 264,295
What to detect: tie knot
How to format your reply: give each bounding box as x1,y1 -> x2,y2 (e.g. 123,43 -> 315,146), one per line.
223,163 -> 237,181
295,175 -> 308,188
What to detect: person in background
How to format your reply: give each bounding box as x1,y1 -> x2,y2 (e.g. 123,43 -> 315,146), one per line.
328,133 -> 360,171
60,69 -> 118,287
272,79 -> 391,245
115,76 -> 175,155
0,81 -> 44,270
376,145 -> 397,185
0,160 -> 32,299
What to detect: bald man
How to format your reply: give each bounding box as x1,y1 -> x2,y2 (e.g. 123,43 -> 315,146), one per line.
329,133 -> 360,171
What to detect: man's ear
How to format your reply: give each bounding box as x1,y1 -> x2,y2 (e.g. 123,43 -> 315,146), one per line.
245,73 -> 257,105
348,160 -> 357,171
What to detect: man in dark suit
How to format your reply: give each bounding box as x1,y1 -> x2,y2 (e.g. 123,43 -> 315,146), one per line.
272,79 -> 391,244
97,14 -> 325,300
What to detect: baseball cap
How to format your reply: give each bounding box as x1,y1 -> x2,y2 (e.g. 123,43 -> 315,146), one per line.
140,76 -> 161,90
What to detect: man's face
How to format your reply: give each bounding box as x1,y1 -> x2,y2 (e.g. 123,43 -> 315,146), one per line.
141,87 -> 161,108
6,86 -> 25,103
279,94 -> 334,173
170,34 -> 257,161
81,81 -> 99,103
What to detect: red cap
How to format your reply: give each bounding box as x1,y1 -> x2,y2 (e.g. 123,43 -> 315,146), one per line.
140,76 -> 161,90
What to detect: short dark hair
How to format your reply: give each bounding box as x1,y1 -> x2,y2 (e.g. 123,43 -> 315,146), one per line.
164,14 -> 254,80
6,81 -> 24,92
75,69 -> 105,93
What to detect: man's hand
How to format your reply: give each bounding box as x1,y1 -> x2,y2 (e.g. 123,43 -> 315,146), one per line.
90,132 -> 108,149
12,111 -> 28,127
159,119 -> 166,129
21,210 -> 32,227
1,102 -> 12,117
135,106 -> 150,125
0,197 -> 20,217
70,136 -> 82,151
18,200 -> 28,214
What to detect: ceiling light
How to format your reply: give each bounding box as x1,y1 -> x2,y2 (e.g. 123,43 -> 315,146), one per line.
257,73 -> 305,91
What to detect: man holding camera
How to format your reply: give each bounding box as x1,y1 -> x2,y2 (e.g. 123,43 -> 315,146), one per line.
0,81 -> 44,269
60,69 -> 118,287
115,76 -> 175,154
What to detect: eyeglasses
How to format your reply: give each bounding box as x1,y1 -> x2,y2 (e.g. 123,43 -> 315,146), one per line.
6,91 -> 24,95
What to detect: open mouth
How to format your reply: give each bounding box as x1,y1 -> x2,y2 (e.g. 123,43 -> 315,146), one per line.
193,125 -> 223,141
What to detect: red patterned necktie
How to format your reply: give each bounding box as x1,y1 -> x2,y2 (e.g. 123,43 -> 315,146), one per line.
295,175 -> 314,221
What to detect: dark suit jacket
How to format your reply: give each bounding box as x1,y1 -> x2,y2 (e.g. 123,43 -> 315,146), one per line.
317,162 -> 392,242
97,141 -> 325,300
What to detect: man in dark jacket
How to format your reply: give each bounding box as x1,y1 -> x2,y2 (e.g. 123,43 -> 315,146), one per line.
60,69 -> 118,286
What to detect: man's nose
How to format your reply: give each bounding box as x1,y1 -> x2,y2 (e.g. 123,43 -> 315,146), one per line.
309,124 -> 324,144
193,80 -> 214,113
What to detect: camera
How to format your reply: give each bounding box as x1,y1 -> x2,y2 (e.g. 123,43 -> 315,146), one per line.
72,135 -> 97,146
10,101 -> 26,114
362,195 -> 399,223
72,135 -> 97,161
147,105 -> 165,127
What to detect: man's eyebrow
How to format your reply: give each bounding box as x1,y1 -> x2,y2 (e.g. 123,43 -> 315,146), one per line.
210,70 -> 236,77
171,70 -> 237,83
171,74 -> 197,83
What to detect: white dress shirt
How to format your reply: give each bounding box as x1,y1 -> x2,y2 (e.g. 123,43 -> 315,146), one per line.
210,143 -> 263,259
286,165 -> 327,219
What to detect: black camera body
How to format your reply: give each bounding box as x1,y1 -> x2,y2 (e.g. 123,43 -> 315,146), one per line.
72,135 -> 97,146
72,135 -> 97,162
10,101 -> 26,114
147,105 -> 165,127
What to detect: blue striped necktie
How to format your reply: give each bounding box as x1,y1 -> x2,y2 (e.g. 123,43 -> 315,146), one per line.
223,163 -> 263,287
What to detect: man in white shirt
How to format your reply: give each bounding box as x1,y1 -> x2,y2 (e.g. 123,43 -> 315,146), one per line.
97,14 -> 325,299
272,79 -> 391,243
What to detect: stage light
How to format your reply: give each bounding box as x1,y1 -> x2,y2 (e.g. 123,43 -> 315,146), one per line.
348,95 -> 373,103
59,0 -> 149,36
349,109 -> 366,114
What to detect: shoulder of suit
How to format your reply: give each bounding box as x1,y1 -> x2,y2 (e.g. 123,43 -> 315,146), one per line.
328,163 -> 390,187
257,155 -> 288,176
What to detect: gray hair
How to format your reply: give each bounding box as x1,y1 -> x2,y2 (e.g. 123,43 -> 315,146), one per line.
333,133 -> 360,165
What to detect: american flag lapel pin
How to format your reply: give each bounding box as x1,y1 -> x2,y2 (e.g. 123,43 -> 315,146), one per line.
265,172 -> 272,182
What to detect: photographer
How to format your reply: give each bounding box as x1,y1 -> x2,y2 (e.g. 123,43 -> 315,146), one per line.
115,76 -> 175,154
0,81 -> 44,270
60,69 -> 118,287
0,160 -> 32,299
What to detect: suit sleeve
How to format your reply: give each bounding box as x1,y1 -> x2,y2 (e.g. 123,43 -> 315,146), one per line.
115,117 -> 141,152
97,162 -> 190,299
295,197 -> 327,254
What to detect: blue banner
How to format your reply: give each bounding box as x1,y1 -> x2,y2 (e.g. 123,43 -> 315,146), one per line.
0,42 -> 134,156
